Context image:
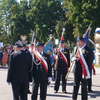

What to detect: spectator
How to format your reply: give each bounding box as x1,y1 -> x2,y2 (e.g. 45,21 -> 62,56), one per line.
0,47 -> 3,67
2,48 -> 9,67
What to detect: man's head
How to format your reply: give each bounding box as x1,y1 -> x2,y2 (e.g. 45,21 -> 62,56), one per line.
15,41 -> 24,51
36,42 -> 44,53
77,37 -> 86,47
48,35 -> 55,45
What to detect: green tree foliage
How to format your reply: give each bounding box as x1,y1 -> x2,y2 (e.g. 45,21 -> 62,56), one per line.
0,0 -> 13,44
10,1 -> 32,42
64,0 -> 100,37
27,0 -> 66,41
0,0 -> 10,35
1,0 -> 66,43
0,0 -> 66,43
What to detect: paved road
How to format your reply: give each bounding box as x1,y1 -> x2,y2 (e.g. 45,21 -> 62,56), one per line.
0,67 -> 100,100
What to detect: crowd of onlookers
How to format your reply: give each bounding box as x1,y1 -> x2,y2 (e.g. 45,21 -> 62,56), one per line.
0,45 -> 13,67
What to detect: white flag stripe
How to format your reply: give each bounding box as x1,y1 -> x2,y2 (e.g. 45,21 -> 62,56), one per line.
35,50 -> 48,70
29,46 -> 48,71
59,50 -> 68,64
79,49 -> 90,79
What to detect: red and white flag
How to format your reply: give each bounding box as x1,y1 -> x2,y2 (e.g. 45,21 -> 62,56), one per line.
59,50 -> 68,65
34,50 -> 48,72
78,48 -> 90,79
29,45 -> 48,72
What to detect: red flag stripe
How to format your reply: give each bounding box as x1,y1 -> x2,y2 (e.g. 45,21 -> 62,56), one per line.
61,35 -> 64,41
35,50 -> 48,72
59,50 -> 68,65
29,46 -> 48,72
78,49 -> 90,79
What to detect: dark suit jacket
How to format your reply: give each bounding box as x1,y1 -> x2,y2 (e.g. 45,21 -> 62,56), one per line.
75,45 -> 94,79
7,49 -> 32,83
82,45 -> 94,76
57,48 -> 70,70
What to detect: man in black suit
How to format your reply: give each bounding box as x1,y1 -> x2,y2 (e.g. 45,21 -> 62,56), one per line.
72,37 -> 94,100
31,42 -> 48,100
7,41 -> 32,100
54,41 -> 70,93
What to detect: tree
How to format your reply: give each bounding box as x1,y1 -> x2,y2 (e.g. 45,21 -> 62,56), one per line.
0,0 -> 11,35
0,0 -> 13,44
28,0 -> 66,41
10,0 -> 32,42
0,0 -> 66,43
64,0 -> 100,38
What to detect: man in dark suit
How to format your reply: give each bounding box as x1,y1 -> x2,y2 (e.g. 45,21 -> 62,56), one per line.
31,42 -> 48,100
43,36 -> 55,84
72,37 -> 94,100
54,41 -> 70,93
7,41 -> 32,100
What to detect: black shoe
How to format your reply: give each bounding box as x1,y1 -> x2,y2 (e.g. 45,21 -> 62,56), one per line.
88,90 -> 93,93
54,90 -> 58,93
27,90 -> 32,94
62,90 -> 67,94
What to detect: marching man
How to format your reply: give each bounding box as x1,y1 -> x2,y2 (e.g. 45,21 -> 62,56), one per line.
72,37 -> 94,100
54,37 -> 70,93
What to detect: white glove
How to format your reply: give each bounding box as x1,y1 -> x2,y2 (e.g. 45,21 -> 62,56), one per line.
48,77 -> 52,82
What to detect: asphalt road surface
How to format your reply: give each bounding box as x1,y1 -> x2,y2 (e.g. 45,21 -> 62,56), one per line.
0,67 -> 100,100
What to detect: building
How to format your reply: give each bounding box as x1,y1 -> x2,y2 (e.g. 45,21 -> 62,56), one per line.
95,28 -> 100,65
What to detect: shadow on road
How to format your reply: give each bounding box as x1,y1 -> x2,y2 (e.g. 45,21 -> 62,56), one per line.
47,93 -> 72,98
89,90 -> 100,98
93,85 -> 100,88
0,67 -> 8,69
49,82 -> 74,88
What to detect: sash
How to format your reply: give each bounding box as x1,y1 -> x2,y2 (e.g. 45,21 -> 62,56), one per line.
78,48 -> 90,79
59,50 -> 68,65
29,46 -> 48,72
